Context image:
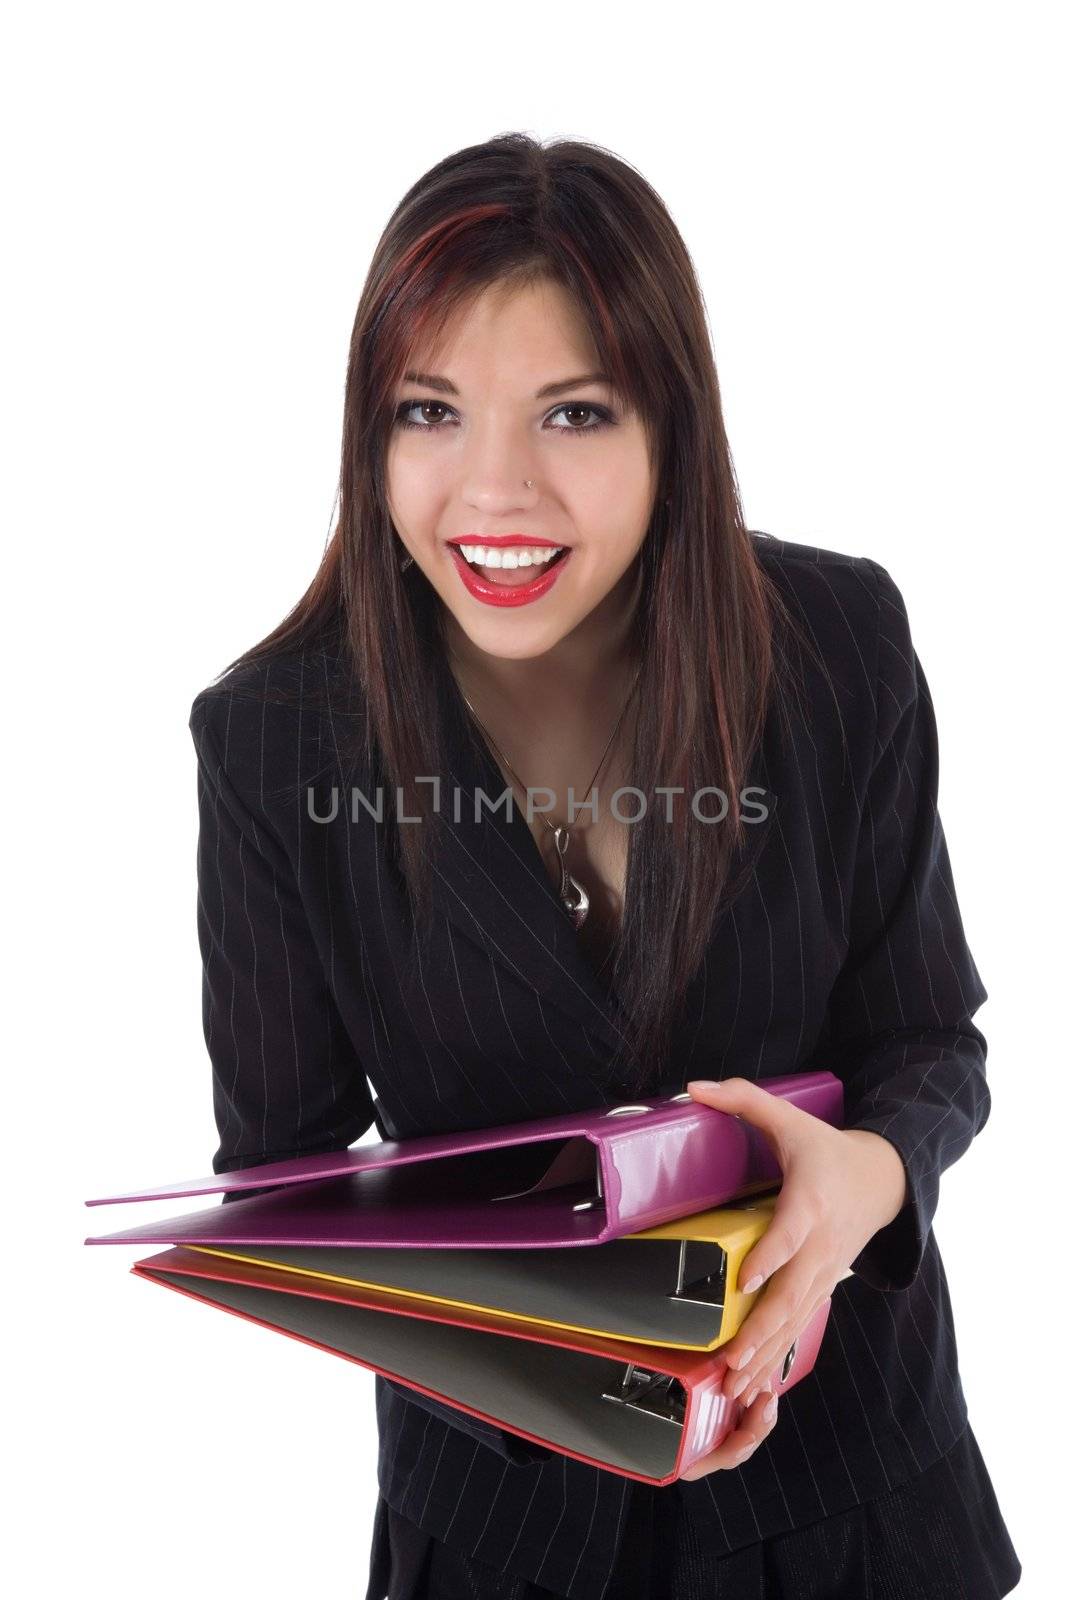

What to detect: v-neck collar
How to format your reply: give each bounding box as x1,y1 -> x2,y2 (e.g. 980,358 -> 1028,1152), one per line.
428,662 -> 639,1062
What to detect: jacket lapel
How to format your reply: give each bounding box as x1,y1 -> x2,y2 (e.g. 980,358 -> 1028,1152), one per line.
425,665 -> 778,1066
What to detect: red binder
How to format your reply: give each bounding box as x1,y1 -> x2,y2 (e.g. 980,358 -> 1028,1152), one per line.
133,1244 -> 832,1486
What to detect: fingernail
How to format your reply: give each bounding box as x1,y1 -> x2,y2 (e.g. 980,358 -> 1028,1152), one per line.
737,1441 -> 758,1461
762,1394 -> 778,1424
736,1346 -> 756,1369
741,1275 -> 764,1294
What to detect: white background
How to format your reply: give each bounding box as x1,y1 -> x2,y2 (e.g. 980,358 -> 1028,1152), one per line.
4,3 -> 1062,1595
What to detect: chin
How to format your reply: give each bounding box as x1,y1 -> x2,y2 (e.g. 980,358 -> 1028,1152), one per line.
458,621 -> 570,662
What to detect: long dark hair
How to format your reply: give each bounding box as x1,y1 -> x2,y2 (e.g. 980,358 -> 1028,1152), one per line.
215,132 -> 817,1091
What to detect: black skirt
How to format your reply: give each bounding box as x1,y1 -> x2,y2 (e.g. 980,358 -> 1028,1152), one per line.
365,1421 -> 1021,1600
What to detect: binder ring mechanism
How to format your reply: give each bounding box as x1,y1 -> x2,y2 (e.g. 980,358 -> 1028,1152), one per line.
601,1340 -> 800,1427
573,1100 -> 655,1213
601,1363 -> 688,1426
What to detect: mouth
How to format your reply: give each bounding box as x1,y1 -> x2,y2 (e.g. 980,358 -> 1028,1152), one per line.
446,540 -> 571,588
445,540 -> 574,606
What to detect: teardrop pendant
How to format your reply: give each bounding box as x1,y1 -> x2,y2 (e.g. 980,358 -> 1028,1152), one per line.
552,825 -> 590,930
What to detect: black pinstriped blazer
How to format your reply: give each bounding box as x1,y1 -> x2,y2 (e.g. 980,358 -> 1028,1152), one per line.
189,532 -> 991,1600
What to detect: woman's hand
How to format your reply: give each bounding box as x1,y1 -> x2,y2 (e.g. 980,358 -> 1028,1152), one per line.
675,1075 -> 908,1481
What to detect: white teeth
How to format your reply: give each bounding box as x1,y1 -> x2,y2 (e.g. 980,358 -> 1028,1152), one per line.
457,543 -> 564,569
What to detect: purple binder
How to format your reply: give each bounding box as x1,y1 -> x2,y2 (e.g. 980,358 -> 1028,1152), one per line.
85,1072 -> 842,1250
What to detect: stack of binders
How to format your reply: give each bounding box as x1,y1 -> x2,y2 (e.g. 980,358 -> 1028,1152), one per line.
84,1071 -> 842,1485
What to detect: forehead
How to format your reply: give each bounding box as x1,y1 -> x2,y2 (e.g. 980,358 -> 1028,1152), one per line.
411,277 -> 598,378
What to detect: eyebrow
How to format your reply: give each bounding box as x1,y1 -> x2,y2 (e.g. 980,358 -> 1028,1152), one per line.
400,370 -> 613,399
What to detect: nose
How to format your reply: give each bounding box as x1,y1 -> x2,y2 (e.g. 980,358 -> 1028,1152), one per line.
460,424 -> 541,515
462,481 -> 539,519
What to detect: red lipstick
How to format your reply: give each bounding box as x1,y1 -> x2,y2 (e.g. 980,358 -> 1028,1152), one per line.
446,536 -> 573,608
446,534 -> 564,548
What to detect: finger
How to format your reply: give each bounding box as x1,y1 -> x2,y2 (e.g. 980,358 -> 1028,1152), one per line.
721,1255 -> 816,1389
735,1325 -> 804,1409
732,1284 -> 831,1405
678,1387 -> 780,1481
732,1282 -> 834,1406
742,1380 -> 782,1428
730,1289 -> 829,1405
734,1185 -> 816,1295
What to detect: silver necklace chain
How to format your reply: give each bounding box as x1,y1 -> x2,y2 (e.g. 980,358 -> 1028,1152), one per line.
457,668 -> 641,932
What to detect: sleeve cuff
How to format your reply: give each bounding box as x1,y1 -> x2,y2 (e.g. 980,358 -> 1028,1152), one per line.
846,1125 -> 932,1293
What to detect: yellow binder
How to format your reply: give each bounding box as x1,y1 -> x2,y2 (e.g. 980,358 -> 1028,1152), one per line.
184,1192 -> 779,1352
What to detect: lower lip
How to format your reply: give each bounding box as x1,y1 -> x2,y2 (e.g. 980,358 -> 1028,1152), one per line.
447,545 -> 572,607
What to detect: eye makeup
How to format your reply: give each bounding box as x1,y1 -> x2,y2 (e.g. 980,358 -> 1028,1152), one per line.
393,399 -> 618,438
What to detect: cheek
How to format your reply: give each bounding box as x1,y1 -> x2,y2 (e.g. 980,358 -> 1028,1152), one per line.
566,436 -> 654,540
571,491 -> 653,566
386,444 -> 447,531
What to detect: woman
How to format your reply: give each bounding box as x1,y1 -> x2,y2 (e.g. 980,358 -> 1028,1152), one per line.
190,134 -> 1021,1598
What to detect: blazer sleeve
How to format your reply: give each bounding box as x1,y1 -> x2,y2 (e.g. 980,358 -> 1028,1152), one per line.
189,689 -> 378,1177
813,560 -> 992,1293
190,688 -> 549,1465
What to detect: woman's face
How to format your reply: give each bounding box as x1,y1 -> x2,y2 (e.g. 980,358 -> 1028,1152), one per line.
385,277 -> 658,666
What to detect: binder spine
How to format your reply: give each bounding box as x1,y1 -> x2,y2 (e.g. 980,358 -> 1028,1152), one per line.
676,1296 -> 833,1476
603,1074 -> 844,1237
604,1112 -> 752,1235
679,1378 -> 732,1470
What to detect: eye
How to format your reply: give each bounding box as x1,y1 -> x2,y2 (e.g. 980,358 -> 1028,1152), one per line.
545,402 -> 616,437
392,398 -> 617,436
394,400 -> 456,432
